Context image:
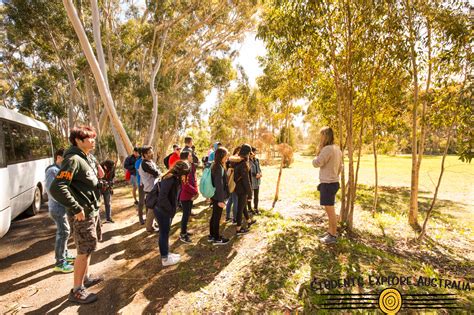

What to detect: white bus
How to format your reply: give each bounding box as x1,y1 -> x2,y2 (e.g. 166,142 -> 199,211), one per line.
0,107 -> 53,238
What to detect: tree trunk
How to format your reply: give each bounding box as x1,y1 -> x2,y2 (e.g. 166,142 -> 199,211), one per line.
90,0 -> 128,159
415,18 -> 432,199
418,123 -> 454,241
406,0 -> 420,227
84,73 -> 100,136
147,28 -> 169,146
272,158 -> 284,209
63,0 -> 132,158
372,112 -> 379,216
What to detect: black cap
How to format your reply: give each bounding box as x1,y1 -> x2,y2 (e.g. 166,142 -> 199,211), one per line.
239,144 -> 252,157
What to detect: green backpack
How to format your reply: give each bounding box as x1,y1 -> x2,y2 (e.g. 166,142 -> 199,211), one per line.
199,164 -> 216,198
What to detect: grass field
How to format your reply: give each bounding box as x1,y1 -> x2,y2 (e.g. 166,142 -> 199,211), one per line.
239,153 -> 474,312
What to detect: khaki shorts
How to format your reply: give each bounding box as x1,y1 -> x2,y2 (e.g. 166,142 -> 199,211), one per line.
73,215 -> 101,255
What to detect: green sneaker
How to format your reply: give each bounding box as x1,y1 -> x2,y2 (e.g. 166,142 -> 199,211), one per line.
66,254 -> 75,264
53,262 -> 74,273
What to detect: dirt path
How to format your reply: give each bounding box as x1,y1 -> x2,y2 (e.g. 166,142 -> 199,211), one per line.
0,183 -> 293,314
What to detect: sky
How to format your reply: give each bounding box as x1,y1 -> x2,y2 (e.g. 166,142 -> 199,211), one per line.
199,32 -> 267,119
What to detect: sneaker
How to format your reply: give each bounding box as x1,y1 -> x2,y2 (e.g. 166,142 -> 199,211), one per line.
225,218 -> 232,222
190,212 -> 198,217
84,275 -> 104,288
53,262 -> 74,273
68,288 -> 98,304
105,219 -> 114,223
319,232 -> 329,239
236,228 -> 249,235
213,237 -> 230,246
232,219 -> 237,225
65,254 -> 75,264
247,219 -> 257,227
180,234 -> 192,244
168,252 -> 181,259
320,234 -> 337,245
207,235 -> 215,243
254,210 -> 260,215
162,255 -> 180,266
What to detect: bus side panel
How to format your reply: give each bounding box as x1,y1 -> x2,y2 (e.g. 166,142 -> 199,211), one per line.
0,167 -> 12,237
0,207 -> 12,238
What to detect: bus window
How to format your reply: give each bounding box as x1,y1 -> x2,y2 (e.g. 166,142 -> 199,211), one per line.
0,121 -> 5,168
2,121 -> 15,164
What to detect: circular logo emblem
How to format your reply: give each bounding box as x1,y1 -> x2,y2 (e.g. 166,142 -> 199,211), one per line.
379,288 -> 402,314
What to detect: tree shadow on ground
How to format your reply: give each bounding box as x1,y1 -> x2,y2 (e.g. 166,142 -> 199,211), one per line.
227,213 -> 473,313
72,204 -> 240,314
355,185 -> 469,225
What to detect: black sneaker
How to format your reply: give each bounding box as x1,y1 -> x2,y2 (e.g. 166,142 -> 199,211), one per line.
213,237 -> 229,246
84,275 -> 104,288
232,219 -> 237,225
207,235 -> 215,243
180,234 -> 192,244
247,219 -> 257,227
68,288 -> 98,304
236,228 -> 249,235
254,210 -> 260,215
105,219 -> 114,223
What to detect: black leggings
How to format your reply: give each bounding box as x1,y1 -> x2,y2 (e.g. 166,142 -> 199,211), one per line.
210,200 -> 223,239
181,200 -> 193,235
237,193 -> 250,228
247,188 -> 260,212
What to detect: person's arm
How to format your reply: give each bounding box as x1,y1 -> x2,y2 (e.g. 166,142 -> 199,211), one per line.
49,158 -> 83,215
312,147 -> 331,168
157,178 -> 173,213
123,156 -> 133,171
142,160 -> 160,177
45,167 -> 57,196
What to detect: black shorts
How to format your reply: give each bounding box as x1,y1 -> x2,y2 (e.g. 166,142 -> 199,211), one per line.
318,182 -> 340,206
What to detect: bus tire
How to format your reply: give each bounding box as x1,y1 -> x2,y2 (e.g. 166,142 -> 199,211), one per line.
26,185 -> 42,216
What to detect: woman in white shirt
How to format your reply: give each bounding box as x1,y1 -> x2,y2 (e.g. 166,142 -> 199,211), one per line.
312,127 -> 343,244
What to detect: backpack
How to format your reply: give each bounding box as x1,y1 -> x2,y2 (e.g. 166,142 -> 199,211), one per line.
163,153 -> 172,169
199,165 -> 216,198
227,168 -> 236,193
145,180 -> 161,209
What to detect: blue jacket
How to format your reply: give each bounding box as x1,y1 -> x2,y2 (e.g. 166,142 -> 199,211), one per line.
45,164 -> 66,215
135,157 -> 142,186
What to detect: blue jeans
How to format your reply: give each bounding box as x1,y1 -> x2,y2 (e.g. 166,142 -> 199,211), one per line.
102,191 -> 112,220
225,192 -> 238,220
49,210 -> 71,266
154,208 -> 172,258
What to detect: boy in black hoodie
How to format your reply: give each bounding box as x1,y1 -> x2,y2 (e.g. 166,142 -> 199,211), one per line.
50,126 -> 104,304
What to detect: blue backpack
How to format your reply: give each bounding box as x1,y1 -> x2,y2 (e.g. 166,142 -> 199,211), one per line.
199,165 -> 215,198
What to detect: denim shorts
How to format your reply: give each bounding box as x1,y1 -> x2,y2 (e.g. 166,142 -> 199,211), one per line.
318,182 -> 340,206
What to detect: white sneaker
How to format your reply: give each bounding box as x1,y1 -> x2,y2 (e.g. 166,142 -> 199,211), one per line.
162,255 -> 180,266
169,252 -> 181,259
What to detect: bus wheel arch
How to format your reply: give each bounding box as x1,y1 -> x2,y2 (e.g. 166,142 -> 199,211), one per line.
26,184 -> 42,216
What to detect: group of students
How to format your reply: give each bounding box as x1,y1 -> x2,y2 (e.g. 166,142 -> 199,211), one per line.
43,124 -> 341,304
122,138 -> 263,267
